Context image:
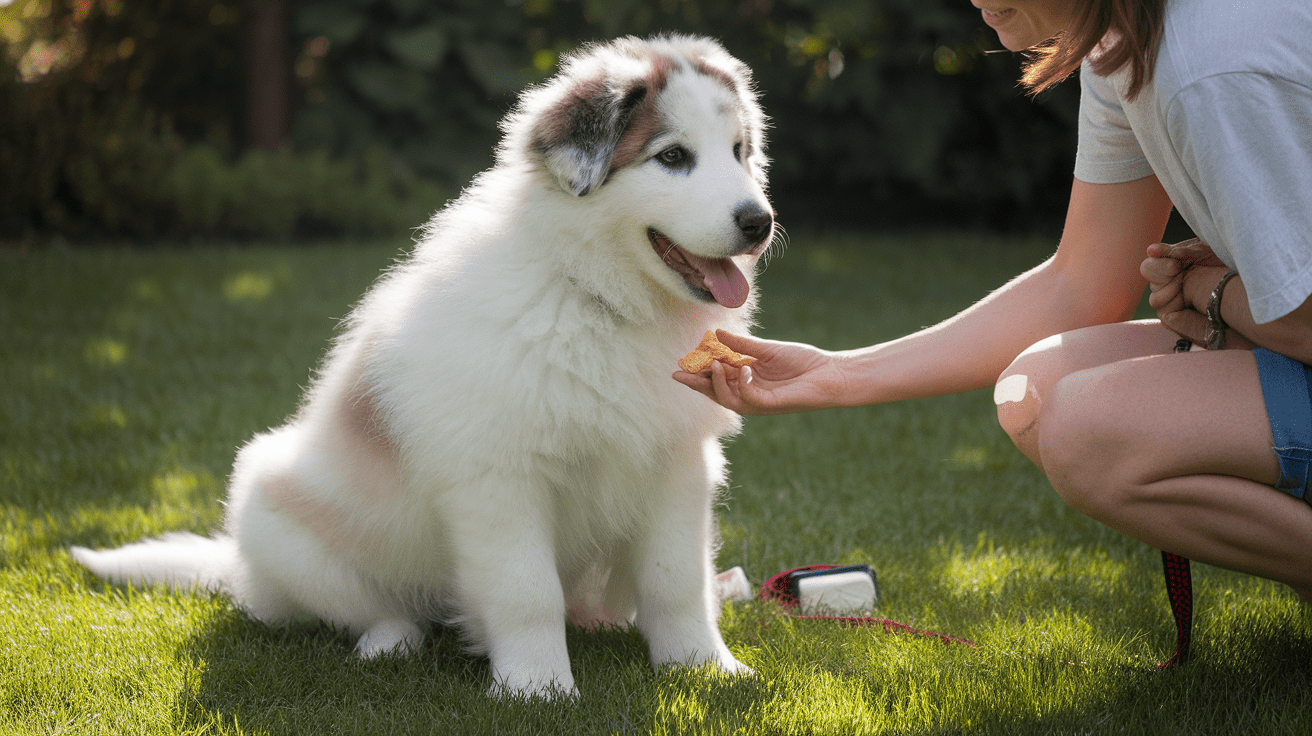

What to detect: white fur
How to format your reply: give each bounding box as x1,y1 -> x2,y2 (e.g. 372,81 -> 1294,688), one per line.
71,35 -> 773,699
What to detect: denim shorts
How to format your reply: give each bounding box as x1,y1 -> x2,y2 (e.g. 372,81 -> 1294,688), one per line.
1254,348 -> 1312,500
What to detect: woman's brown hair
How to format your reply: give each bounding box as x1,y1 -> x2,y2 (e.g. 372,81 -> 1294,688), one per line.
1021,0 -> 1169,101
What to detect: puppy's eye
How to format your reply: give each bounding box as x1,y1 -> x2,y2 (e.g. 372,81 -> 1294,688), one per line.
733,142 -> 743,161
656,146 -> 689,167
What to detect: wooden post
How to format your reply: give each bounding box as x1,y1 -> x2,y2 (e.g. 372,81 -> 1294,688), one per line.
245,0 -> 291,150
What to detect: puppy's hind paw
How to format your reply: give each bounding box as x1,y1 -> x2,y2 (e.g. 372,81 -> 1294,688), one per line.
355,619 -> 424,658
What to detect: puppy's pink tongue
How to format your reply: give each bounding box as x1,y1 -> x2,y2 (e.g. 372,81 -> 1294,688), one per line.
686,253 -> 750,308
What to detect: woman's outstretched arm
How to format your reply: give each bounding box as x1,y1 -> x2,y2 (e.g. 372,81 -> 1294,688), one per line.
674,175 -> 1177,414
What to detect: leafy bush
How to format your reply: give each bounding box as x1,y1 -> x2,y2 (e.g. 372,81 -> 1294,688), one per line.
0,0 -> 443,240
3,98 -> 442,239
0,0 -> 1082,240
161,144 -> 443,239
288,0 -> 1081,228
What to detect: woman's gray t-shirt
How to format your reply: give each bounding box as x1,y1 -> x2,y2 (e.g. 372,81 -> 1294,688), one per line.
1074,0 -> 1312,324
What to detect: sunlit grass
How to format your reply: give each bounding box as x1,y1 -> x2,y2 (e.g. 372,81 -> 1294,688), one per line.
4,234 -> 1312,734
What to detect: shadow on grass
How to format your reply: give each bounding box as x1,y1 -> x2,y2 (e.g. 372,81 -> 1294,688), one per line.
170,612 -> 784,735
958,622 -> 1312,736
155,584 -> 1312,736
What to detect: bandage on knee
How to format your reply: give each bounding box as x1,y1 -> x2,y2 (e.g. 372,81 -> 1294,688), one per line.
995,373 -> 1041,438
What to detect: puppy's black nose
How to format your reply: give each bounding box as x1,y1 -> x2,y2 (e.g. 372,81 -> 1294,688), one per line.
734,203 -> 773,247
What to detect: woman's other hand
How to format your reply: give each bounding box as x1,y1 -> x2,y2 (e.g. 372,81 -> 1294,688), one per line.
1142,239 -> 1223,343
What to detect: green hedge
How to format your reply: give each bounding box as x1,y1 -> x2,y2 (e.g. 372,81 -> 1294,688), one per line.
0,0 -> 1081,240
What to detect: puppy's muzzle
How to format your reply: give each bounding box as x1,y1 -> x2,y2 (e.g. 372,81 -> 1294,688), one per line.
733,202 -> 775,256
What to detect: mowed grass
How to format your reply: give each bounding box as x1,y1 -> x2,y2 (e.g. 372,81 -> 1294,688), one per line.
4,232 -> 1312,735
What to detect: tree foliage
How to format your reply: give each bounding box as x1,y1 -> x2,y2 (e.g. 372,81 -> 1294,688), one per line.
0,0 -> 1081,240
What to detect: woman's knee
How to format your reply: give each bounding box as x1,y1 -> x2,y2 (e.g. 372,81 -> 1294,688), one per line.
1036,386 -> 1105,514
995,369 -> 1044,468
995,323 -> 1177,476
995,347 -> 1129,517
1034,367 -> 1145,519
994,334 -> 1067,470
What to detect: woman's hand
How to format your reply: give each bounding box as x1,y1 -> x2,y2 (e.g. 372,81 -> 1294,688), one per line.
1142,240 -> 1256,350
1142,239 -> 1224,344
672,331 -> 850,415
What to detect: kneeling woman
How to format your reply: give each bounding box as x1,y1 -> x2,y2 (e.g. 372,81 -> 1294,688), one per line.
676,0 -> 1312,605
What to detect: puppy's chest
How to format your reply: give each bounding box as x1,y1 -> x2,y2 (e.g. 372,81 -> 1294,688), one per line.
526,350 -> 692,461
542,445 -> 679,550
516,308 -> 707,440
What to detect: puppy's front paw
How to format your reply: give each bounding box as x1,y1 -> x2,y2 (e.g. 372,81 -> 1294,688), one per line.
487,672 -> 579,700
653,643 -> 754,679
714,654 -> 754,678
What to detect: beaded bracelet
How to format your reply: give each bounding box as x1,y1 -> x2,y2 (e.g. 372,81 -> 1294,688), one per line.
1205,269 -> 1240,350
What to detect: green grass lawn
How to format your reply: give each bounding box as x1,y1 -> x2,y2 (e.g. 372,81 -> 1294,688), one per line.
4,232 -> 1312,735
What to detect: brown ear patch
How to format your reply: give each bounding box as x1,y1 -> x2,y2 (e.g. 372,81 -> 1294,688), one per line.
678,331 -> 757,374
692,56 -> 740,96
529,48 -> 677,196
610,53 -> 675,170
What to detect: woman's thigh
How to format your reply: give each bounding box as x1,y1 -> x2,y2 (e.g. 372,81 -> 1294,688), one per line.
997,321 -> 1312,588
1041,344 -> 1280,495
996,320 -> 1185,470
997,320 -> 1280,488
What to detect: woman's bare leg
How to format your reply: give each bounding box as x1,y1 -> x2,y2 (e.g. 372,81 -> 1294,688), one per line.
996,321 -> 1312,595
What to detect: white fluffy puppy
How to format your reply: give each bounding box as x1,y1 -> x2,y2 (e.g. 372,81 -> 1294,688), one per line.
73,34 -> 774,699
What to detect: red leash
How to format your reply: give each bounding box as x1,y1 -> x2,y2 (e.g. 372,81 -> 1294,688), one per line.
1157,338 -> 1197,669
758,553 -> 1192,660
759,565 -> 975,648
1159,551 -> 1193,668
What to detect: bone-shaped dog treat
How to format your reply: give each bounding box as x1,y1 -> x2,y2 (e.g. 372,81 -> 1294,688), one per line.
678,331 -> 758,374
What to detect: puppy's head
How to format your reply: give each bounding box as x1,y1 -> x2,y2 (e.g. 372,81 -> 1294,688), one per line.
503,35 -> 774,309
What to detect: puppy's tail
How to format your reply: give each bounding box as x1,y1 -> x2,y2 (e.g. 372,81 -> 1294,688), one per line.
71,532 -> 237,592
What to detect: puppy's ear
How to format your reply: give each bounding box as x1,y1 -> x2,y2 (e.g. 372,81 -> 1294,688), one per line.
530,80 -> 649,197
